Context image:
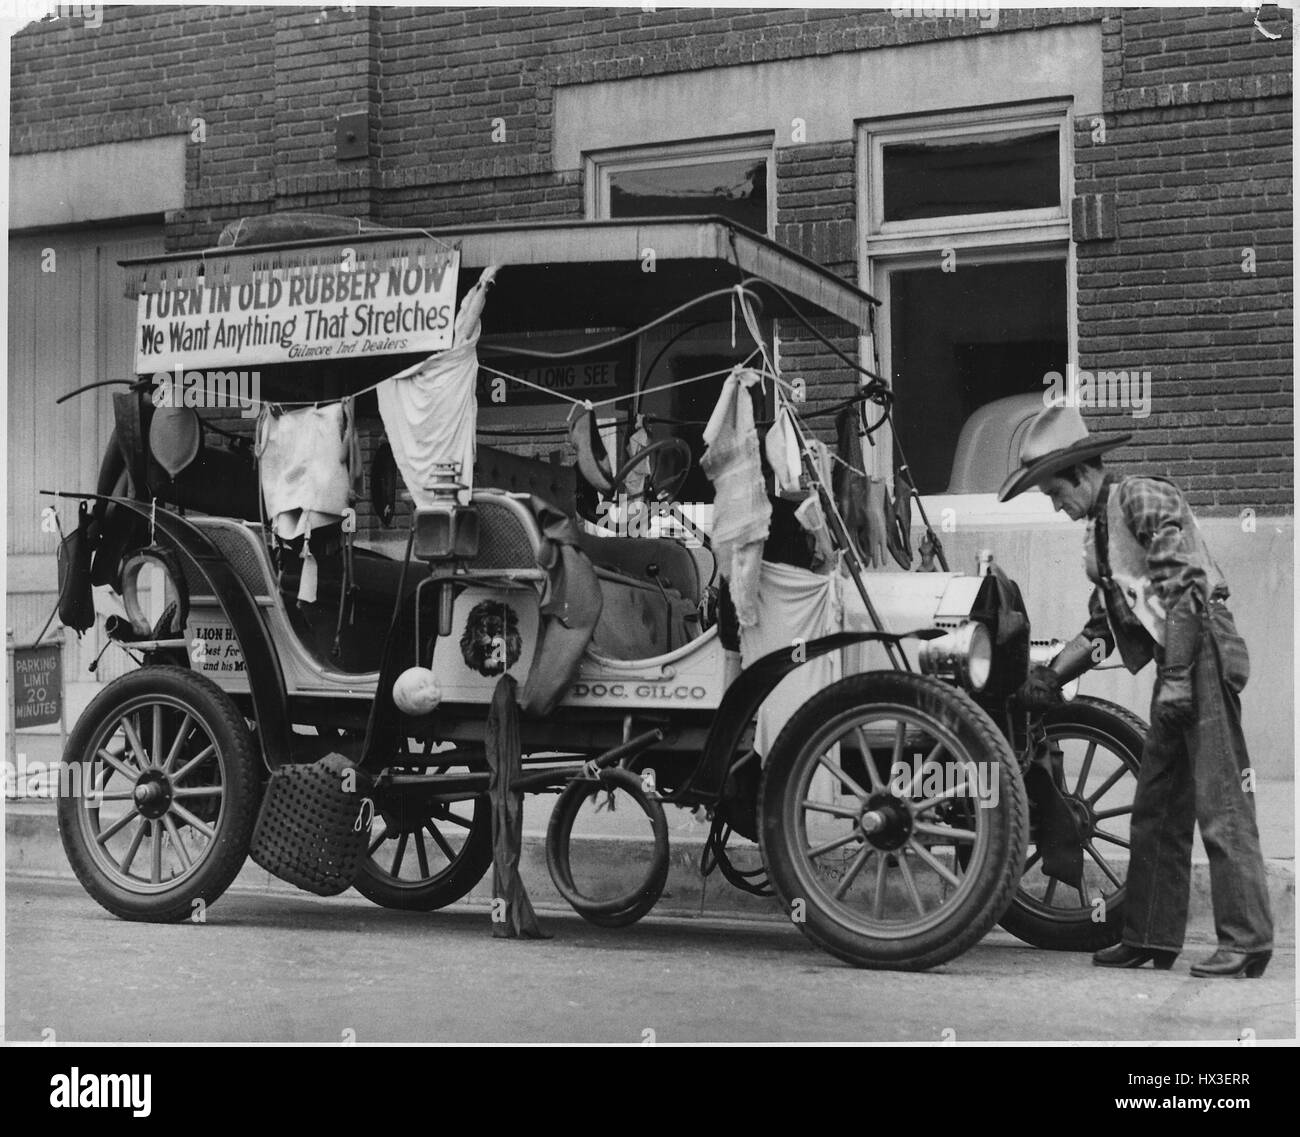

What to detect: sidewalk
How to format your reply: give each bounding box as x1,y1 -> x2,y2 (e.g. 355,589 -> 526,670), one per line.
6,734 -> 1294,940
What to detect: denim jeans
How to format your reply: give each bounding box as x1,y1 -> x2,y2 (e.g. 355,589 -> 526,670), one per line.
1123,601 -> 1274,953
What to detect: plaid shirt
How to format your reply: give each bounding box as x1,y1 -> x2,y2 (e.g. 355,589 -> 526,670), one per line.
1080,473 -> 1214,655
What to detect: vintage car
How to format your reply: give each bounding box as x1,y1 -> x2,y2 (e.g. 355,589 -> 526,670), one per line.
50,215 -> 1142,970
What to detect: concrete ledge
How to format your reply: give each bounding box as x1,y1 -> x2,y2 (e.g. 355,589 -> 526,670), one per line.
8,800 -> 1293,944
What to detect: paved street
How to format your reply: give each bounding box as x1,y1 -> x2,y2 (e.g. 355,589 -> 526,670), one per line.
5,877 -> 1294,1044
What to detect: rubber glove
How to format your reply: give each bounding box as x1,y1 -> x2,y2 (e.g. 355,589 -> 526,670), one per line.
863,476 -> 889,568
1015,634 -> 1097,712
888,473 -> 914,570
1016,665 -> 1063,711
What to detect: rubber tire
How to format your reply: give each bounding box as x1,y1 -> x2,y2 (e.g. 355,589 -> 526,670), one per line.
999,696 -> 1146,952
353,794 -> 493,911
58,666 -> 260,922
546,767 -> 669,927
759,671 -> 1028,972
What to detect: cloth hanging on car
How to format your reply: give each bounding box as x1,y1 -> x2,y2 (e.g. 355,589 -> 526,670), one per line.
794,439 -> 837,572
377,266 -> 499,507
832,403 -> 912,571
622,418 -> 651,498
700,366 -> 770,627
256,397 -> 362,603
485,673 -> 548,939
764,406 -> 804,500
739,559 -> 844,756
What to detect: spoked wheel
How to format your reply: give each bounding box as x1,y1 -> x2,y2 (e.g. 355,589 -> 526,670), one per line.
759,671 -> 1027,971
999,697 -> 1144,951
58,666 -> 260,922
354,754 -> 493,911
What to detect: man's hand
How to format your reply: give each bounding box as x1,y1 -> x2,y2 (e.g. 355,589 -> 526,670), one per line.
1017,664 -> 1064,712
1153,666 -> 1196,733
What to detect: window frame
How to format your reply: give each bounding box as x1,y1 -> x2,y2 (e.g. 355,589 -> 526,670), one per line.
584,133 -> 777,238
863,100 -> 1073,245
856,101 -> 1077,515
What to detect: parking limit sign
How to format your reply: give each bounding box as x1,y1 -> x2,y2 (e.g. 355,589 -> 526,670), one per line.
11,641 -> 63,729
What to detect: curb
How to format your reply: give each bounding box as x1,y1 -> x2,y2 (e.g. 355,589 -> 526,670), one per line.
6,800 -> 1294,942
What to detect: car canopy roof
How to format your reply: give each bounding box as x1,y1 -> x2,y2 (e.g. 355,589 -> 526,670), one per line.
120,216 -> 877,393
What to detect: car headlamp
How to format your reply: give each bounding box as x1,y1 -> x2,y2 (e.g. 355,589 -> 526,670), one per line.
919,621 -> 992,693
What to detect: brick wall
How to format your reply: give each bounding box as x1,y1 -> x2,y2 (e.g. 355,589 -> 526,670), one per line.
1077,6 -> 1292,509
10,5 -> 1292,509
10,6 -> 278,192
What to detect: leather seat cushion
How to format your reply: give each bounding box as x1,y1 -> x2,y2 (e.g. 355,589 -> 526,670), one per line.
591,567 -> 695,661
577,532 -> 700,605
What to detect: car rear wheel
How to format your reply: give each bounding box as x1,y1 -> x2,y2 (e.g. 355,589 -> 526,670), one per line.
353,751 -> 493,911
999,697 -> 1144,951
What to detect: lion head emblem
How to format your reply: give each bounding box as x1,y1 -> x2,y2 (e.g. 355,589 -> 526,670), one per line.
459,601 -> 523,677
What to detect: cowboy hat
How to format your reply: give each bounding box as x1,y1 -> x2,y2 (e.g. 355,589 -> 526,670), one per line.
997,405 -> 1131,502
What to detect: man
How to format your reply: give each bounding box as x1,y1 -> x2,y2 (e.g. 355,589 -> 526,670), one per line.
999,405 -> 1272,978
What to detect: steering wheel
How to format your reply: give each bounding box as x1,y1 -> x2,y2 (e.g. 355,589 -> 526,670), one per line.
606,437 -> 693,504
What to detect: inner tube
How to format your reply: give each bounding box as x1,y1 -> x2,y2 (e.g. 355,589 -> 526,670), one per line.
545,766 -> 669,923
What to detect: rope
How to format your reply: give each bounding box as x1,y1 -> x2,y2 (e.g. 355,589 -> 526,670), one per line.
479,362 -> 587,408
30,597 -> 61,649
827,449 -> 870,481
477,285 -> 765,362
479,351 -> 762,414
742,276 -> 890,388
638,389 -> 889,430
594,353 -> 760,410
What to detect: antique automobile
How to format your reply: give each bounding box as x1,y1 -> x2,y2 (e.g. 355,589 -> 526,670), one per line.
49,215 -> 1141,970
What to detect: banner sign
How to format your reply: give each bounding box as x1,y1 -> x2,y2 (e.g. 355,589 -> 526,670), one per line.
11,643 -> 62,729
133,241 -> 459,372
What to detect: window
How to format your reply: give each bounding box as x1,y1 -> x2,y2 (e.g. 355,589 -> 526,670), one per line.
881,128 -> 1061,223
858,103 -> 1074,499
586,135 -> 775,236
887,255 -> 1068,494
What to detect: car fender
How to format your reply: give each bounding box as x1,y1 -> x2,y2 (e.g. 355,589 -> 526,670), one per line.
682,630 -> 940,802
85,494 -> 292,771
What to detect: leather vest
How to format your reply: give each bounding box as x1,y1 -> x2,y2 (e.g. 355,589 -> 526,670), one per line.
1085,476 -> 1227,650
